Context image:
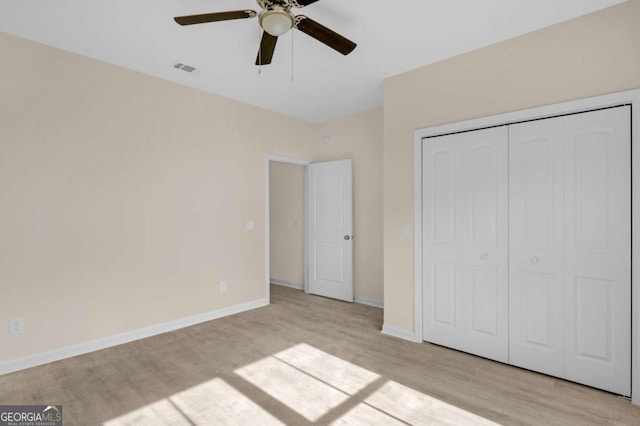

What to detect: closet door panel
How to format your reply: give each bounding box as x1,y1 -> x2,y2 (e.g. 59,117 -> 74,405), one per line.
563,106 -> 631,396
422,136 -> 463,350
509,118 -> 564,377
423,127 -> 508,362
460,127 -> 509,362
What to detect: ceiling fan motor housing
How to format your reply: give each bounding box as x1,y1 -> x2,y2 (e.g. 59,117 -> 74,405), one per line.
258,1 -> 295,36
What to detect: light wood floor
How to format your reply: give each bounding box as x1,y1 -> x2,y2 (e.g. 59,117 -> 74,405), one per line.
1,285 -> 640,425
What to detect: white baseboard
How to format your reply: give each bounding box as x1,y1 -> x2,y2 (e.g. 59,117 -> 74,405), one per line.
0,297 -> 268,376
381,324 -> 421,343
354,296 -> 384,309
270,278 -> 304,290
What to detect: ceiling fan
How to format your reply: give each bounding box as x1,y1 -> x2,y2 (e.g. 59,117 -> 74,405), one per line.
174,0 -> 357,66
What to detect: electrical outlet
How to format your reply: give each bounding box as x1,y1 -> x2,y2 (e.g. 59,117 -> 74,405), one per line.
9,317 -> 24,335
220,281 -> 228,293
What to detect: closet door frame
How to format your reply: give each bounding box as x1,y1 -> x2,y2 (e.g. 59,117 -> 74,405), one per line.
413,88 -> 640,404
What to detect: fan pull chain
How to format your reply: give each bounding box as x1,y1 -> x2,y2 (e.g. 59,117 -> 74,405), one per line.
258,26 -> 262,75
291,28 -> 294,83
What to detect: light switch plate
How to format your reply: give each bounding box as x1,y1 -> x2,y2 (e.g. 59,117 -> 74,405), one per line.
246,221 -> 255,231
9,317 -> 24,335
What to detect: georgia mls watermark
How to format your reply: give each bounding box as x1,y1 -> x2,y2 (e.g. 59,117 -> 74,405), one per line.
0,405 -> 62,426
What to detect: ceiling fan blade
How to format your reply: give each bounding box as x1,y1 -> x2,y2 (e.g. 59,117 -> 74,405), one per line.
174,10 -> 257,26
292,0 -> 321,6
256,32 -> 278,65
295,16 -> 356,55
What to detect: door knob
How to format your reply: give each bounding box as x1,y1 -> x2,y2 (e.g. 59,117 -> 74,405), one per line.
531,256 -> 540,264
480,253 -> 488,260
344,235 -> 351,240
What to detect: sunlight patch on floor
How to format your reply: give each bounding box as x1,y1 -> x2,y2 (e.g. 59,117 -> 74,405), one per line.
104,378 -> 283,426
273,343 -> 380,395
171,378 -> 284,425
362,380 -> 500,425
235,355 -> 350,422
331,402 -> 406,425
106,343 -> 499,425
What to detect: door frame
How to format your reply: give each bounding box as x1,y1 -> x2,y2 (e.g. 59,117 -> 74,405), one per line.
413,88 -> 640,403
265,154 -> 311,303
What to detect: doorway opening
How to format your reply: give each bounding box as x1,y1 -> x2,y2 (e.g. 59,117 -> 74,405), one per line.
265,155 -> 310,303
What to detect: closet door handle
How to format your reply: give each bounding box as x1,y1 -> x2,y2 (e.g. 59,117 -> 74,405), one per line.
531,256 -> 540,264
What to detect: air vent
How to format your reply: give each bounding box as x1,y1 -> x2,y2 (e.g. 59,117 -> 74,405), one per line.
174,62 -> 197,73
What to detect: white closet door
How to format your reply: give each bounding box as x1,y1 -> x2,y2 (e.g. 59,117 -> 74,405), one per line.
422,133 -> 463,350
423,127 -> 508,362
563,107 -> 631,396
509,117 -> 565,377
460,127 -> 509,362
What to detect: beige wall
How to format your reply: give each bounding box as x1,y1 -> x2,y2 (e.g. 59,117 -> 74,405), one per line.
269,162 -> 305,286
315,108 -> 384,304
383,0 -> 640,332
0,30 -> 385,364
0,32 -> 317,363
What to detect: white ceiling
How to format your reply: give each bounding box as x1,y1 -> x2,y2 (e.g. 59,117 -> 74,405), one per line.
0,0 -> 625,122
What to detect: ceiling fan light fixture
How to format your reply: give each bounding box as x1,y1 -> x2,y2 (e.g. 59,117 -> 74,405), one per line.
259,9 -> 294,36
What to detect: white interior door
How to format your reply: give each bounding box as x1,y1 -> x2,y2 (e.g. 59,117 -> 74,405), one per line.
563,106 -> 631,396
423,127 -> 509,362
460,127 -> 509,362
307,159 -> 353,302
509,106 -> 631,396
509,117 -> 565,378
422,133 -> 463,350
